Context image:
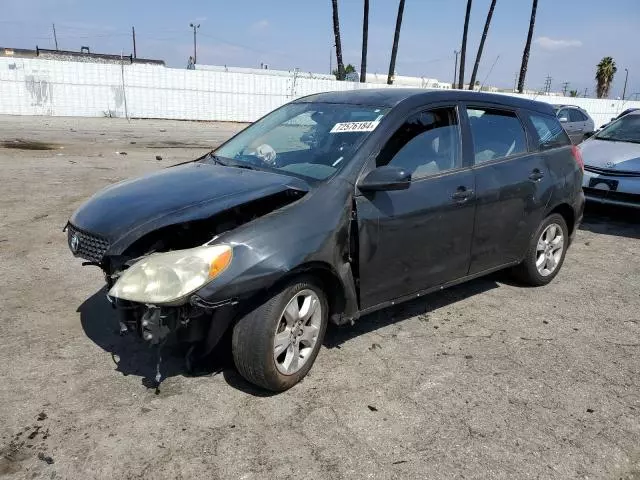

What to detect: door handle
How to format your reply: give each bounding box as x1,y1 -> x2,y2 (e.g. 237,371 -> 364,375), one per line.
452,187 -> 474,202
529,169 -> 545,181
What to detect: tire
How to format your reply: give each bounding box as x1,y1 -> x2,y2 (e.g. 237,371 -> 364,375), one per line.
232,277 -> 328,391
512,213 -> 569,286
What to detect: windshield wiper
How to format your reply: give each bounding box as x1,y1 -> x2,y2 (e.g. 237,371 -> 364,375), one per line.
204,153 -> 228,165
207,154 -> 259,170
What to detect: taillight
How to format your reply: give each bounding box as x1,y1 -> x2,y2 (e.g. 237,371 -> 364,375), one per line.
571,145 -> 584,170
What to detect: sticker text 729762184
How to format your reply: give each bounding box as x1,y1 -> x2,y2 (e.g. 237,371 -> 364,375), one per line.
330,121 -> 381,133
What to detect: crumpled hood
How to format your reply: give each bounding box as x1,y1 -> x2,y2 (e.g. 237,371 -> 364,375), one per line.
69,161 -> 309,249
580,138 -> 640,171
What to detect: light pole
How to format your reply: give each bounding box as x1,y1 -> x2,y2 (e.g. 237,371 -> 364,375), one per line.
453,50 -> 460,89
190,23 -> 200,64
622,68 -> 629,100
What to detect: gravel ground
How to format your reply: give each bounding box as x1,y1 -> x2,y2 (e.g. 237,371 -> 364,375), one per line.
0,116 -> 639,480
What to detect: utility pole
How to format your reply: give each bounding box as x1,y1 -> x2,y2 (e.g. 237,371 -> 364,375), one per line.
622,68 -> 629,100
329,47 -> 332,75
562,81 -> 569,96
52,23 -> 58,50
132,26 -> 137,58
189,23 -> 200,64
453,50 -> 460,88
584,88 -> 588,98
543,75 -> 552,94
513,72 -> 518,92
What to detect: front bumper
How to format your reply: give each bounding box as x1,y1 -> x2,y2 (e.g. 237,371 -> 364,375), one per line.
582,169 -> 640,208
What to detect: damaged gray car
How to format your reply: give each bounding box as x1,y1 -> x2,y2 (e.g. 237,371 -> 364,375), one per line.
66,89 -> 584,391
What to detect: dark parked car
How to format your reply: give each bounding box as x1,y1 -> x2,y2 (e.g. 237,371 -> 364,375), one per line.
66,90 -> 585,391
596,107 -> 640,131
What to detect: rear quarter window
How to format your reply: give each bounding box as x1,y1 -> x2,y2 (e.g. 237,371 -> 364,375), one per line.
528,113 -> 571,150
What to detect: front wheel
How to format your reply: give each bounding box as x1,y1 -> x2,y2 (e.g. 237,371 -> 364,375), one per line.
512,213 -> 569,286
232,277 -> 328,391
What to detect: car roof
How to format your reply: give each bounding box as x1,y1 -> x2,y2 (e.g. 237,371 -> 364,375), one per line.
294,88 -> 555,115
554,104 -> 586,111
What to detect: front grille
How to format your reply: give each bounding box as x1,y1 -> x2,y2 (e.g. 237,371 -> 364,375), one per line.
67,224 -> 110,263
583,187 -> 640,205
585,165 -> 640,177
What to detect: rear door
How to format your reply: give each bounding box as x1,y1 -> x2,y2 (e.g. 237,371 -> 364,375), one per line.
568,108 -> 588,141
557,107 -> 580,144
463,104 -> 553,274
355,104 -> 476,309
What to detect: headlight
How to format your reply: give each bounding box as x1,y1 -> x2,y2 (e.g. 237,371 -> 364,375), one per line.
108,244 -> 232,304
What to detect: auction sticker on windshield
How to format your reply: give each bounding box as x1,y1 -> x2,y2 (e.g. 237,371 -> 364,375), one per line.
330,121 -> 380,133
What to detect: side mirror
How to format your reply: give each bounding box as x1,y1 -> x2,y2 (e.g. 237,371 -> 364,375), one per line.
358,165 -> 411,192
559,117 -> 568,123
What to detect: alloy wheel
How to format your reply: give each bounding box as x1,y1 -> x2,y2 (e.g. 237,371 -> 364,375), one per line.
273,289 -> 322,375
535,223 -> 564,277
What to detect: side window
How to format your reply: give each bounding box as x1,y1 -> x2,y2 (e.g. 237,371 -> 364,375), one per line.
529,113 -> 571,150
377,107 -> 461,179
467,107 -> 527,164
556,108 -> 570,121
568,108 -> 586,122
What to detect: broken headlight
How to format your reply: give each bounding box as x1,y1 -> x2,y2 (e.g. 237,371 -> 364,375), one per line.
108,244 -> 232,304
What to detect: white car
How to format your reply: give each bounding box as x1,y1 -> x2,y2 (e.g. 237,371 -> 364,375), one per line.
580,110 -> 640,208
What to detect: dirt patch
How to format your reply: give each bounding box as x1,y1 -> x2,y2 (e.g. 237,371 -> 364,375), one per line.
1,139 -> 60,150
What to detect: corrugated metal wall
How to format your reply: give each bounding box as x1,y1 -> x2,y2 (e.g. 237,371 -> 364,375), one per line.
1,57 -> 638,126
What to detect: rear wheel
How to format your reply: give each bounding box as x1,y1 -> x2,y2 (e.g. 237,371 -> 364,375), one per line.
232,277 -> 328,391
512,213 -> 569,286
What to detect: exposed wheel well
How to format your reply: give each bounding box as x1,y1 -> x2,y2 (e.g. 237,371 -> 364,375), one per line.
274,263 -> 347,321
548,203 -> 575,236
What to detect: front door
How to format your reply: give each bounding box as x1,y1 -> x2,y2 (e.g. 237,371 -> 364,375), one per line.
355,106 -> 476,310
464,105 -> 553,274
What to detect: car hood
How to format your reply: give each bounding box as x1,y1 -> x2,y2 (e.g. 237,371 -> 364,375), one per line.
69,161 -> 309,250
580,138 -> 640,171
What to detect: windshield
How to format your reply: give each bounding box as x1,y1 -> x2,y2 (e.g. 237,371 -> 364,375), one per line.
213,102 -> 389,180
595,114 -> 640,143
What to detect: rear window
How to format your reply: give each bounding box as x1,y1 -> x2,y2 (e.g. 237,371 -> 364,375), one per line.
569,109 -> 588,122
529,113 -> 571,150
467,107 -> 527,164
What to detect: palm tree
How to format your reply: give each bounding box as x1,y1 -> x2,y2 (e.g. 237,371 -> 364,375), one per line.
569,90 -> 579,97
387,0 -> 405,85
333,64 -> 357,78
517,0 -> 538,93
468,0 -> 497,90
360,0 -> 369,83
331,0 -> 345,80
458,0 -> 473,89
596,57 -> 617,98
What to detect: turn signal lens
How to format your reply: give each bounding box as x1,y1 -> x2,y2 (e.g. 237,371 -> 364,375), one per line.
209,247 -> 232,279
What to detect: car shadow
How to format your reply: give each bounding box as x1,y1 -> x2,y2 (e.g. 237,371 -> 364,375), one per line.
78,287 -> 277,396
324,274 -> 501,348
580,203 -> 640,240
79,275 -> 503,395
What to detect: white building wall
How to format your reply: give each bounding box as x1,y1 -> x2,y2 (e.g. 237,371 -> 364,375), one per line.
1,57 -> 638,127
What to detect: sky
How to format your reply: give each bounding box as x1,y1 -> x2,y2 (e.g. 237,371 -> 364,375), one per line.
2,0 -> 640,97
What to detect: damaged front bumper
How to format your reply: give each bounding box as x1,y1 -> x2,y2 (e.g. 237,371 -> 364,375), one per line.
108,293 -> 237,383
